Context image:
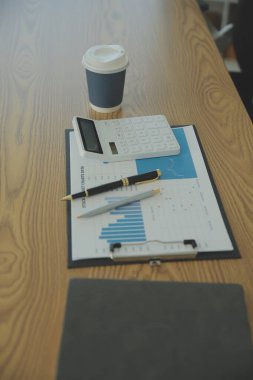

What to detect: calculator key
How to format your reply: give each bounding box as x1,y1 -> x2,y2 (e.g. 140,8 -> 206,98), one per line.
143,144 -> 153,152
109,120 -> 118,126
149,129 -> 160,136
119,119 -> 129,126
130,146 -> 142,153
163,137 -> 171,143
139,137 -> 150,144
153,143 -> 167,151
136,130 -> 146,137
168,142 -> 178,148
130,117 -> 140,124
134,123 -> 144,130
160,128 -> 170,135
124,131 -> 136,138
119,140 -> 127,147
128,138 -> 138,145
152,136 -> 163,143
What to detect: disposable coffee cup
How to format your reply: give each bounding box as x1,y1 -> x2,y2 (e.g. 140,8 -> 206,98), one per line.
82,44 -> 129,113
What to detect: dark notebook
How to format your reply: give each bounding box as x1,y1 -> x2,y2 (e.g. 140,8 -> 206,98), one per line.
56,279 -> 253,380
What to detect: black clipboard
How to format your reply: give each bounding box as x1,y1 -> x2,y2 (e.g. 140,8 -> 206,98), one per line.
64,126 -> 240,268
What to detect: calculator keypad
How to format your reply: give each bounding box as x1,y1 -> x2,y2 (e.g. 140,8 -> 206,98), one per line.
96,115 -> 180,162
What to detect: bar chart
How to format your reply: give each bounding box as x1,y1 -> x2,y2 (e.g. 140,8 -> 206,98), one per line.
99,196 -> 146,244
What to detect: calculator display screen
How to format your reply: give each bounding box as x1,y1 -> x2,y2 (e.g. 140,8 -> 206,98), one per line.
77,118 -> 103,154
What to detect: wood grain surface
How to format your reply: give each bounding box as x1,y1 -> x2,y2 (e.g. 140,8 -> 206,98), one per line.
0,0 -> 253,379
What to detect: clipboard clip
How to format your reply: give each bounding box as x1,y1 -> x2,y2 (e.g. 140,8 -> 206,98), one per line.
110,239 -> 198,265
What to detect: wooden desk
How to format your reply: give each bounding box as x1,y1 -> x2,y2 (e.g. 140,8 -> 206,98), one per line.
0,0 -> 252,379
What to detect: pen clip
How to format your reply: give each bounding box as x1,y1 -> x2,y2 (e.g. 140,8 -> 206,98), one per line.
134,169 -> 162,185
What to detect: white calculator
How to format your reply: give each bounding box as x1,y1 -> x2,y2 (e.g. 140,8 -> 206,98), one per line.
72,115 -> 180,162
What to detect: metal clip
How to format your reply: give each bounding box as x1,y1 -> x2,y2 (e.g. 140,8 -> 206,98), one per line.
149,259 -> 161,266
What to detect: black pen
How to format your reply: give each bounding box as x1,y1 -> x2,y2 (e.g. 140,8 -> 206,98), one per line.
61,169 -> 162,201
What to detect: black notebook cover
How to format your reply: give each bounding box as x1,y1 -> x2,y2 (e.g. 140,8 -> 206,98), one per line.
56,279 -> 253,380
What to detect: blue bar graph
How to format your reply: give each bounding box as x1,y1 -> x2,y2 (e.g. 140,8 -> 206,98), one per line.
99,196 -> 146,244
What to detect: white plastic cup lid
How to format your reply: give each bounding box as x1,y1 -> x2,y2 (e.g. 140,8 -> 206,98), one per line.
82,45 -> 129,74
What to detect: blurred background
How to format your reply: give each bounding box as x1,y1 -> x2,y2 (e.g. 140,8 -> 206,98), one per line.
198,0 -> 253,121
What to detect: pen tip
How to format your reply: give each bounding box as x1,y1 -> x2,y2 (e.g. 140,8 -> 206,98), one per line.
61,195 -> 71,201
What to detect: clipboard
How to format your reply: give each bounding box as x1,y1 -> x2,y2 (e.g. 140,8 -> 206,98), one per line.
64,125 -> 240,268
